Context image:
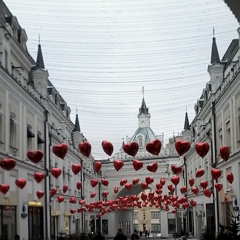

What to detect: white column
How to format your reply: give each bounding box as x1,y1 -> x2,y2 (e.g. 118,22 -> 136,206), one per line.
160,210 -> 168,238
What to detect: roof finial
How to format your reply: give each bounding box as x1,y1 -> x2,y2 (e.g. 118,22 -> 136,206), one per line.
186,105 -> 187,112
76,107 -> 78,114
38,34 -> 40,44
142,86 -> 144,98
213,27 -> 215,38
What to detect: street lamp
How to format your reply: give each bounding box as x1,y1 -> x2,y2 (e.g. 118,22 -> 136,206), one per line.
233,198 -> 239,221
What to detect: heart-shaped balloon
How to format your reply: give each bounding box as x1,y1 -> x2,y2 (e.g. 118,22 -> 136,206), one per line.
160,177 -> 166,186
79,199 -> 86,205
27,150 -> 44,164
58,196 -> 64,203
79,142 -> 91,158
52,143 -> 68,159
171,165 -> 183,175
76,181 -> 82,190
0,184 -> 10,195
168,184 -> 175,193
200,180 -> 208,189
15,179 -> 27,189
33,172 -> 45,183
123,142 -> 139,157
0,158 -> 16,171
91,179 -> 98,188
220,145 -> 230,161
102,191 -> 109,197
215,183 -> 223,192
180,186 -> 187,194
102,140 -> 114,156
145,176 -> 154,185
90,192 -> 96,198
70,209 -> 76,214
211,168 -> 222,180
175,140 -> 190,156
204,189 -> 212,198
132,178 -> 139,185
141,192 -> 148,201
114,186 -> 119,193
141,182 -> 148,190
189,178 -> 195,187
156,183 -> 163,190
196,168 -> 205,178
146,162 -> 158,173
93,162 -> 102,173
195,142 -> 210,158
125,183 -> 132,190
63,185 -> 68,193
191,187 -> 199,195
71,164 -> 82,175
50,188 -> 57,197
101,178 -> 109,187
189,200 -> 197,207
70,196 -> 77,204
120,179 -> 127,186
51,168 -> 62,179
171,176 -> 180,186
227,172 -> 234,184
132,159 -> 143,171
36,191 -> 44,199
146,139 -> 161,156
113,160 -> 124,171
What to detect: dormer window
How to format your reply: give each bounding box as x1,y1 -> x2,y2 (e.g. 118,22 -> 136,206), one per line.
138,136 -> 143,148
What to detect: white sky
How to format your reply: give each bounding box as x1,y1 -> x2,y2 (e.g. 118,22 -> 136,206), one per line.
3,0 -> 240,158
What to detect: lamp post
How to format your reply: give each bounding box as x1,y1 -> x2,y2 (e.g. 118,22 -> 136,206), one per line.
233,198 -> 239,221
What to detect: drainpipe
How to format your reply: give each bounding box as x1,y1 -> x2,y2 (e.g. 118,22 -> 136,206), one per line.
80,159 -> 84,233
48,125 -> 52,238
183,156 -> 189,235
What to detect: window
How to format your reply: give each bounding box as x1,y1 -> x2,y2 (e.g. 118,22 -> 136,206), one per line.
27,125 -> 35,151
151,224 -> 160,232
10,116 -> 17,148
0,103 -> 4,143
134,212 -> 138,219
143,211 -> 146,220
168,219 -> 175,234
151,211 -> 160,219
226,120 -> 231,150
218,128 -> 223,152
126,221 -> 130,234
236,107 -> 240,146
138,136 -> 143,147
4,50 -> 8,71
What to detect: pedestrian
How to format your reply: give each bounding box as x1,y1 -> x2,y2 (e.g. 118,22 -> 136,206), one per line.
14,235 -> 20,240
94,231 -> 105,240
139,231 -> 142,238
131,230 -> 140,240
114,228 -> 127,240
145,230 -> 148,238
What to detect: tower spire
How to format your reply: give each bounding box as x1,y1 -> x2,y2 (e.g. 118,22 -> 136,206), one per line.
210,28 -> 220,64
36,35 -> 45,69
184,111 -> 190,131
73,112 -> 81,132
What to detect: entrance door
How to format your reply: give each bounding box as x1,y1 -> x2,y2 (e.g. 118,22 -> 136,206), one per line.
28,206 -> 44,239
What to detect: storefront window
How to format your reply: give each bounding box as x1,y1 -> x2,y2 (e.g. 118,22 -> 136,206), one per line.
28,206 -> 44,239
168,219 -> 175,234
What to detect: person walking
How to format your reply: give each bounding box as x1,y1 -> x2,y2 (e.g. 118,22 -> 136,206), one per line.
114,228 -> 127,240
94,231 -> 105,240
14,235 -> 20,240
131,230 -> 140,240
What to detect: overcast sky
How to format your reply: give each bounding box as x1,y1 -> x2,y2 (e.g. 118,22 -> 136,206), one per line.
4,0 -> 240,158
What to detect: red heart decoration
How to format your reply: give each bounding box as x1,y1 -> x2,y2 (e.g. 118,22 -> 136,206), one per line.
227,172 -> 234,184
102,140 -> 114,156
0,184 -> 10,195
58,196 -> 64,203
132,159 -> 143,171
220,145 -> 230,161
101,178 -> 109,187
172,209 -> 177,213
36,191 -> 44,199
93,162 -> 102,173
52,143 -> 68,159
51,168 -> 62,179
27,150 -> 44,164
200,180 -> 208,189
90,192 -> 96,198
191,187 -> 199,195
175,140 -> 190,156
132,178 -> 139,185
196,168 -> 205,178
171,165 -> 183,175
102,191 -> 109,197
190,200 -> 197,207
211,168 -> 222,180
76,181 -> 82,190
63,185 -> 68,193
72,164 -> 82,175
79,199 -> 86,205
70,196 -> 77,204
141,182 -> 148,190
160,177 -> 166,186
113,160 -> 124,171
141,192 -> 147,201
180,186 -> 187,194
50,188 -> 57,197
215,183 -> 223,192
33,172 -> 45,183
189,178 -> 195,187
91,179 -> 98,188
78,142 -> 91,158
145,176 -> 154,185
146,162 -> 158,173
125,183 -> 132,190
70,209 -> 76,214
0,158 -> 16,171
123,142 -> 139,157
204,189 -> 212,198
15,179 -> 27,189
146,139 -> 161,156
114,187 -> 119,193
156,183 -> 163,190
167,184 -> 175,193
171,176 -> 180,186
195,142 -> 210,158
120,179 -> 127,186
